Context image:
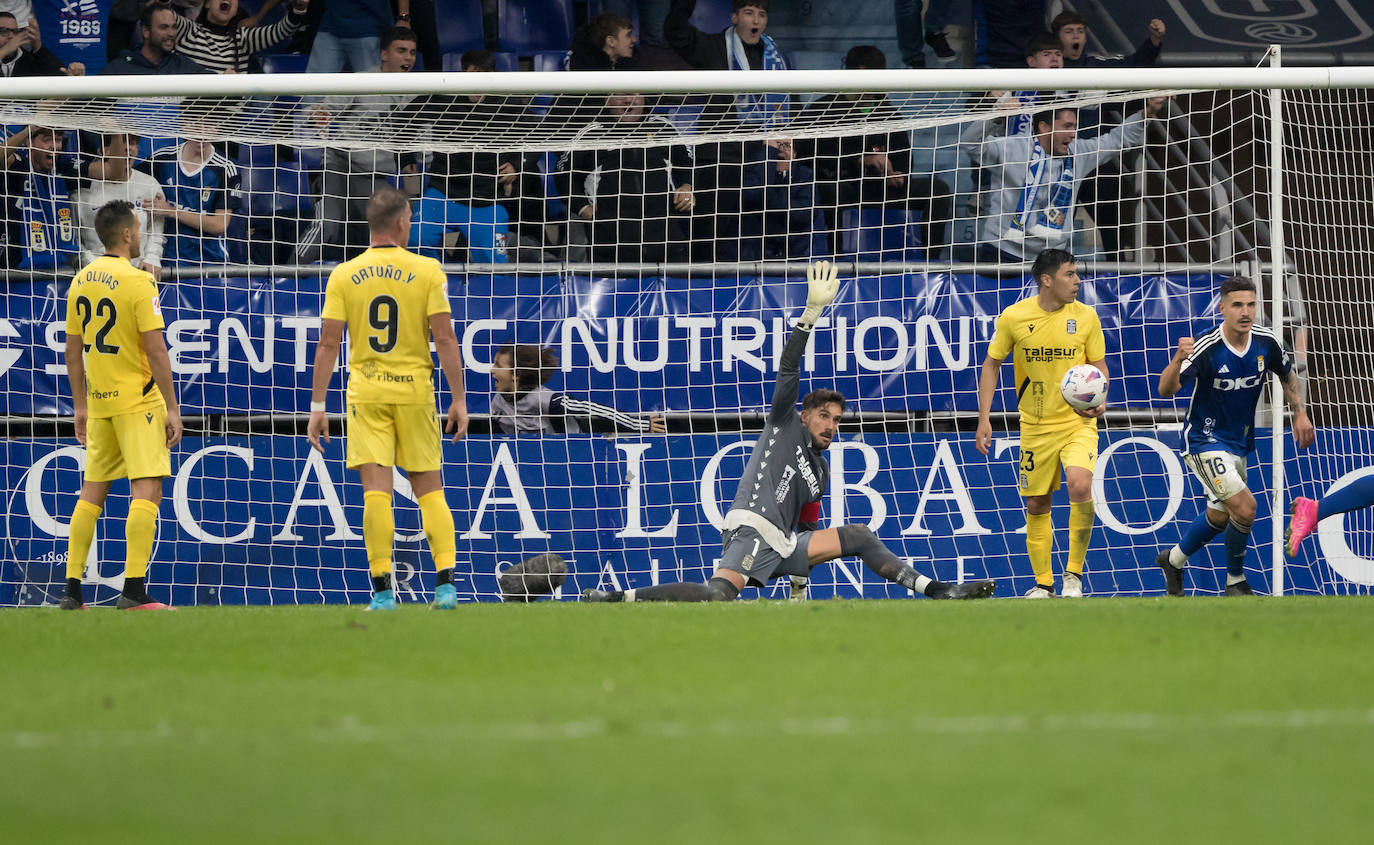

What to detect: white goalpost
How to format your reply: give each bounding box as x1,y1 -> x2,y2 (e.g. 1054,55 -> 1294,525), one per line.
2,64 -> 1372,605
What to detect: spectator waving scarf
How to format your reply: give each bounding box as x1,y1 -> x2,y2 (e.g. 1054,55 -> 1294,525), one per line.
1006,139 -> 1074,244
725,27 -> 788,127
1007,92 -> 1040,135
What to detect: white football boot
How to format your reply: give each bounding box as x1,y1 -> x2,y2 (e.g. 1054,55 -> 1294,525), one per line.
1061,572 -> 1084,598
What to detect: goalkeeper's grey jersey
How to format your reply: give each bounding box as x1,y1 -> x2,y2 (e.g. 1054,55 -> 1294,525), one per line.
724,325 -> 829,553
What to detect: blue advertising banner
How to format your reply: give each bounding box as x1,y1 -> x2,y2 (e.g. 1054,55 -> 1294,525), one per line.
1,272 -> 1223,417
3,429 -> 1371,607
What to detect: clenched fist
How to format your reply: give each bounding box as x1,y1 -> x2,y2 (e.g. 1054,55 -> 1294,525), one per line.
1174,336 -> 1194,361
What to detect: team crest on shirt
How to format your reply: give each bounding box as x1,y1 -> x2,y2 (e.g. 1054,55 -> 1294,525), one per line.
202,187 -> 213,203
1256,355 -> 1264,371
150,294 -> 161,316
1066,319 -> 1077,334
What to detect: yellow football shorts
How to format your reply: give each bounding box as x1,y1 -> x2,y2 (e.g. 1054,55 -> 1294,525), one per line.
84,406 -> 171,482
1016,421 -> 1100,497
346,403 -> 442,472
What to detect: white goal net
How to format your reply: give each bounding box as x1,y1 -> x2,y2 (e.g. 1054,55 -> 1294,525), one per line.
2,66 -> 1371,605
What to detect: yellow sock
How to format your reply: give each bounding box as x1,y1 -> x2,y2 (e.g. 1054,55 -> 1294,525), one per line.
1067,500 -> 1095,576
1025,511 -> 1054,587
363,490 -> 394,578
124,499 -> 159,580
66,500 -> 102,581
417,490 -> 457,572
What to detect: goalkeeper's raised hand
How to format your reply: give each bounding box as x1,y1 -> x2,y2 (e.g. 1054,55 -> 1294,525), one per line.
801,260 -> 840,326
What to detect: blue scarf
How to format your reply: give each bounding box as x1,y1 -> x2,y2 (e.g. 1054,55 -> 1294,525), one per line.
19,165 -> 80,270
725,27 -> 789,128
1007,91 -> 1041,135
1007,137 -> 1076,242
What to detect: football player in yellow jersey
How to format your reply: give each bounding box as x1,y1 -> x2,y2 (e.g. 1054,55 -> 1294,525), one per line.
307,186 -> 469,610
975,249 -> 1108,598
61,200 -> 182,610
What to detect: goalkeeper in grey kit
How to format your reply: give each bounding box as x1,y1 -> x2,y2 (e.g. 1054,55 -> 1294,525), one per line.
584,262 -> 996,602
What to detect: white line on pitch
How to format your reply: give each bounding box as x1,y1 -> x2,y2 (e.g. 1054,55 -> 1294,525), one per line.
7,708 -> 1374,750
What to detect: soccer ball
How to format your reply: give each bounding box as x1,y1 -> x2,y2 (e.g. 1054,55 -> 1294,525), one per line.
1060,364 -> 1107,410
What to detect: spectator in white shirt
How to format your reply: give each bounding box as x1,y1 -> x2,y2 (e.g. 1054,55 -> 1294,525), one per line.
77,133 -> 167,278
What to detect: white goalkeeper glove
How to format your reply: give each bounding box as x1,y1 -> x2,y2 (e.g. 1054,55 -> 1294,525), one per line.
800,260 -> 840,327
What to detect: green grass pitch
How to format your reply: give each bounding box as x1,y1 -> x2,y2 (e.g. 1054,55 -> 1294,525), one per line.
4,598 -> 1373,844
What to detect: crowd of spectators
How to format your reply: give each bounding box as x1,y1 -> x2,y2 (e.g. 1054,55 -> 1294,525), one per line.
0,0 -> 1173,274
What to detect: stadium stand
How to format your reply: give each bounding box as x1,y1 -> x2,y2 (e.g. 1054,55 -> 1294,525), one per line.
258,52 -> 310,74
435,0 -> 485,55
586,0 -> 640,34
496,0 -> 575,55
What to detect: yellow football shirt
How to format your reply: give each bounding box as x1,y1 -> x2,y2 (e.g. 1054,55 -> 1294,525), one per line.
987,297 -> 1106,429
64,255 -> 166,419
321,246 -> 451,406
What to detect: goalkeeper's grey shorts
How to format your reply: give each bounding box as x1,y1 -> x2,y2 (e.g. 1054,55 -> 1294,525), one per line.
717,525 -> 813,587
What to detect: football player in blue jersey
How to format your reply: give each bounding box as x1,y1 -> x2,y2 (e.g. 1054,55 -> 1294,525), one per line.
1156,276 -> 1315,595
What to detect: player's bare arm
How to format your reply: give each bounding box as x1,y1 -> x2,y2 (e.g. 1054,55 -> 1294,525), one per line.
64,330 -> 88,446
142,329 -> 182,448
1282,370 -> 1315,449
1158,335 -> 1194,398
429,312 -> 469,442
307,318 -> 346,452
975,354 -> 1003,455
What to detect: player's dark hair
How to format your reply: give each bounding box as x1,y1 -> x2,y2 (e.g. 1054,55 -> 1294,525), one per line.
590,13 -> 633,48
733,0 -> 768,13
803,389 -> 847,413
461,49 -> 496,72
366,185 -> 410,231
28,125 -> 56,140
0,11 -> 16,23
1032,107 -> 1075,134
844,45 -> 886,70
496,344 -> 559,391
1219,276 -> 1257,300
1025,31 -> 1062,57
1031,248 -> 1077,286
1050,11 -> 1088,36
94,200 -> 137,250
382,27 -> 417,50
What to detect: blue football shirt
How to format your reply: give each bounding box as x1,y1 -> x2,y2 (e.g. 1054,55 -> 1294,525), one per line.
1179,325 -> 1293,457
150,145 -> 241,266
